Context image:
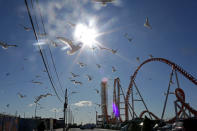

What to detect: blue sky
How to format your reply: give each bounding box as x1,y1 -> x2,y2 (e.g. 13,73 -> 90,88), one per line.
0,0 -> 197,124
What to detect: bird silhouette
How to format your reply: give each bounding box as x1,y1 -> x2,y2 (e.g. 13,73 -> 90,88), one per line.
57,37 -> 82,55
111,49 -> 118,54
31,80 -> 43,85
112,66 -> 116,72
98,45 -> 117,54
17,92 -> 26,98
144,17 -> 152,29
94,89 -> 99,94
93,0 -> 115,6
136,57 -> 140,62
67,22 -> 76,27
6,104 -> 10,108
51,41 -> 58,47
77,62 -> 87,68
0,41 -> 18,49
149,54 -> 153,58
124,33 -> 132,42
70,72 -> 79,77
86,75 -> 92,81
96,64 -> 101,69
74,81 -> 82,85
38,33 -> 47,37
19,24 -> 31,31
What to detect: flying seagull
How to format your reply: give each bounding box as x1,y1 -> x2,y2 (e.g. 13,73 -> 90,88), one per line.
124,33 -> 132,42
149,54 -> 153,58
6,73 -> 10,76
96,64 -> 101,69
51,41 -> 58,47
86,75 -> 92,81
17,92 -> 26,98
38,33 -> 47,37
94,89 -> 99,94
112,66 -> 116,72
94,103 -> 101,107
70,79 -> 76,82
97,45 -> 117,54
93,0 -> 115,6
111,49 -> 118,54
57,37 -> 82,55
144,17 -> 152,29
31,80 -> 43,85
70,72 -> 79,77
77,62 -> 87,68
67,22 -> 76,27
6,104 -> 10,108
136,57 -> 140,62
19,24 -> 31,31
74,81 -> 82,85
0,41 -> 18,49
35,75 -> 41,78
34,93 -> 52,103
90,46 -> 97,51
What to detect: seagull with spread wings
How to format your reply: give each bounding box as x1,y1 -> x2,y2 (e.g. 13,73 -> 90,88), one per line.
77,62 -> 87,68
17,92 -> 26,98
70,72 -> 79,77
86,75 -> 93,81
96,64 -> 101,69
51,40 -> 59,47
74,81 -> 82,85
111,49 -> 118,54
0,41 -> 18,49
94,89 -> 99,94
19,24 -> 31,31
6,104 -> 10,108
57,37 -> 82,55
112,66 -> 116,72
149,54 -> 153,58
98,45 -> 117,54
31,80 -> 43,85
67,22 -> 76,27
136,57 -> 140,62
93,0 -> 115,6
124,33 -> 132,42
144,17 -> 152,29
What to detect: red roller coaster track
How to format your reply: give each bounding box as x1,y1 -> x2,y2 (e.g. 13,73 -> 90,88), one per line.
125,58 -> 197,121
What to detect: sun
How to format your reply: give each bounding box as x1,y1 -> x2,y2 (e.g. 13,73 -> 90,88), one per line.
74,23 -> 97,47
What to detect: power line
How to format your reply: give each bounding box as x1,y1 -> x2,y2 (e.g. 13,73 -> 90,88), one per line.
24,0 -> 63,103
35,0 -> 65,95
30,0 -> 62,98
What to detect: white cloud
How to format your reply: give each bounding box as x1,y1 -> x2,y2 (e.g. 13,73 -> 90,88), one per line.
50,108 -> 62,113
73,100 -> 92,107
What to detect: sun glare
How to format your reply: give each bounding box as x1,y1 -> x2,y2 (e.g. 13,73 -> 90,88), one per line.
74,23 -> 97,47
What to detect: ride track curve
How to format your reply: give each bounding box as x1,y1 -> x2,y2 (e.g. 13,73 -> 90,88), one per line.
125,58 -> 197,121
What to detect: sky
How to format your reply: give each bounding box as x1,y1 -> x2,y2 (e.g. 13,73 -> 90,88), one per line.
0,0 -> 197,124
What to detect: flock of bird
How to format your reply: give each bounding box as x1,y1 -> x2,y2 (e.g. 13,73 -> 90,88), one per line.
2,15 -> 153,110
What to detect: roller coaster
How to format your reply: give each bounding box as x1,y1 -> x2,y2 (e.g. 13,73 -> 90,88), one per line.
108,57 -> 197,124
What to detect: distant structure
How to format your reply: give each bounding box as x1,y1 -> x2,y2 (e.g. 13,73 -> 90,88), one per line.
101,80 -> 109,124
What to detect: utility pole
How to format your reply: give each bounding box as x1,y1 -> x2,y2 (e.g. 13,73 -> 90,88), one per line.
63,88 -> 68,131
35,102 -> 38,118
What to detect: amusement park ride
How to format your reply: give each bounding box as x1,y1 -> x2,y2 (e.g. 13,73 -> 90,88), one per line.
98,57 -> 197,125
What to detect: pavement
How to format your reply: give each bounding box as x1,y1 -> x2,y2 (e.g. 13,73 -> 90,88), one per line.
55,128 -> 119,131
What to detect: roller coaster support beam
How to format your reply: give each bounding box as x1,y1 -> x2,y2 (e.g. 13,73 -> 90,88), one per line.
133,80 -> 152,119
161,69 -> 174,119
